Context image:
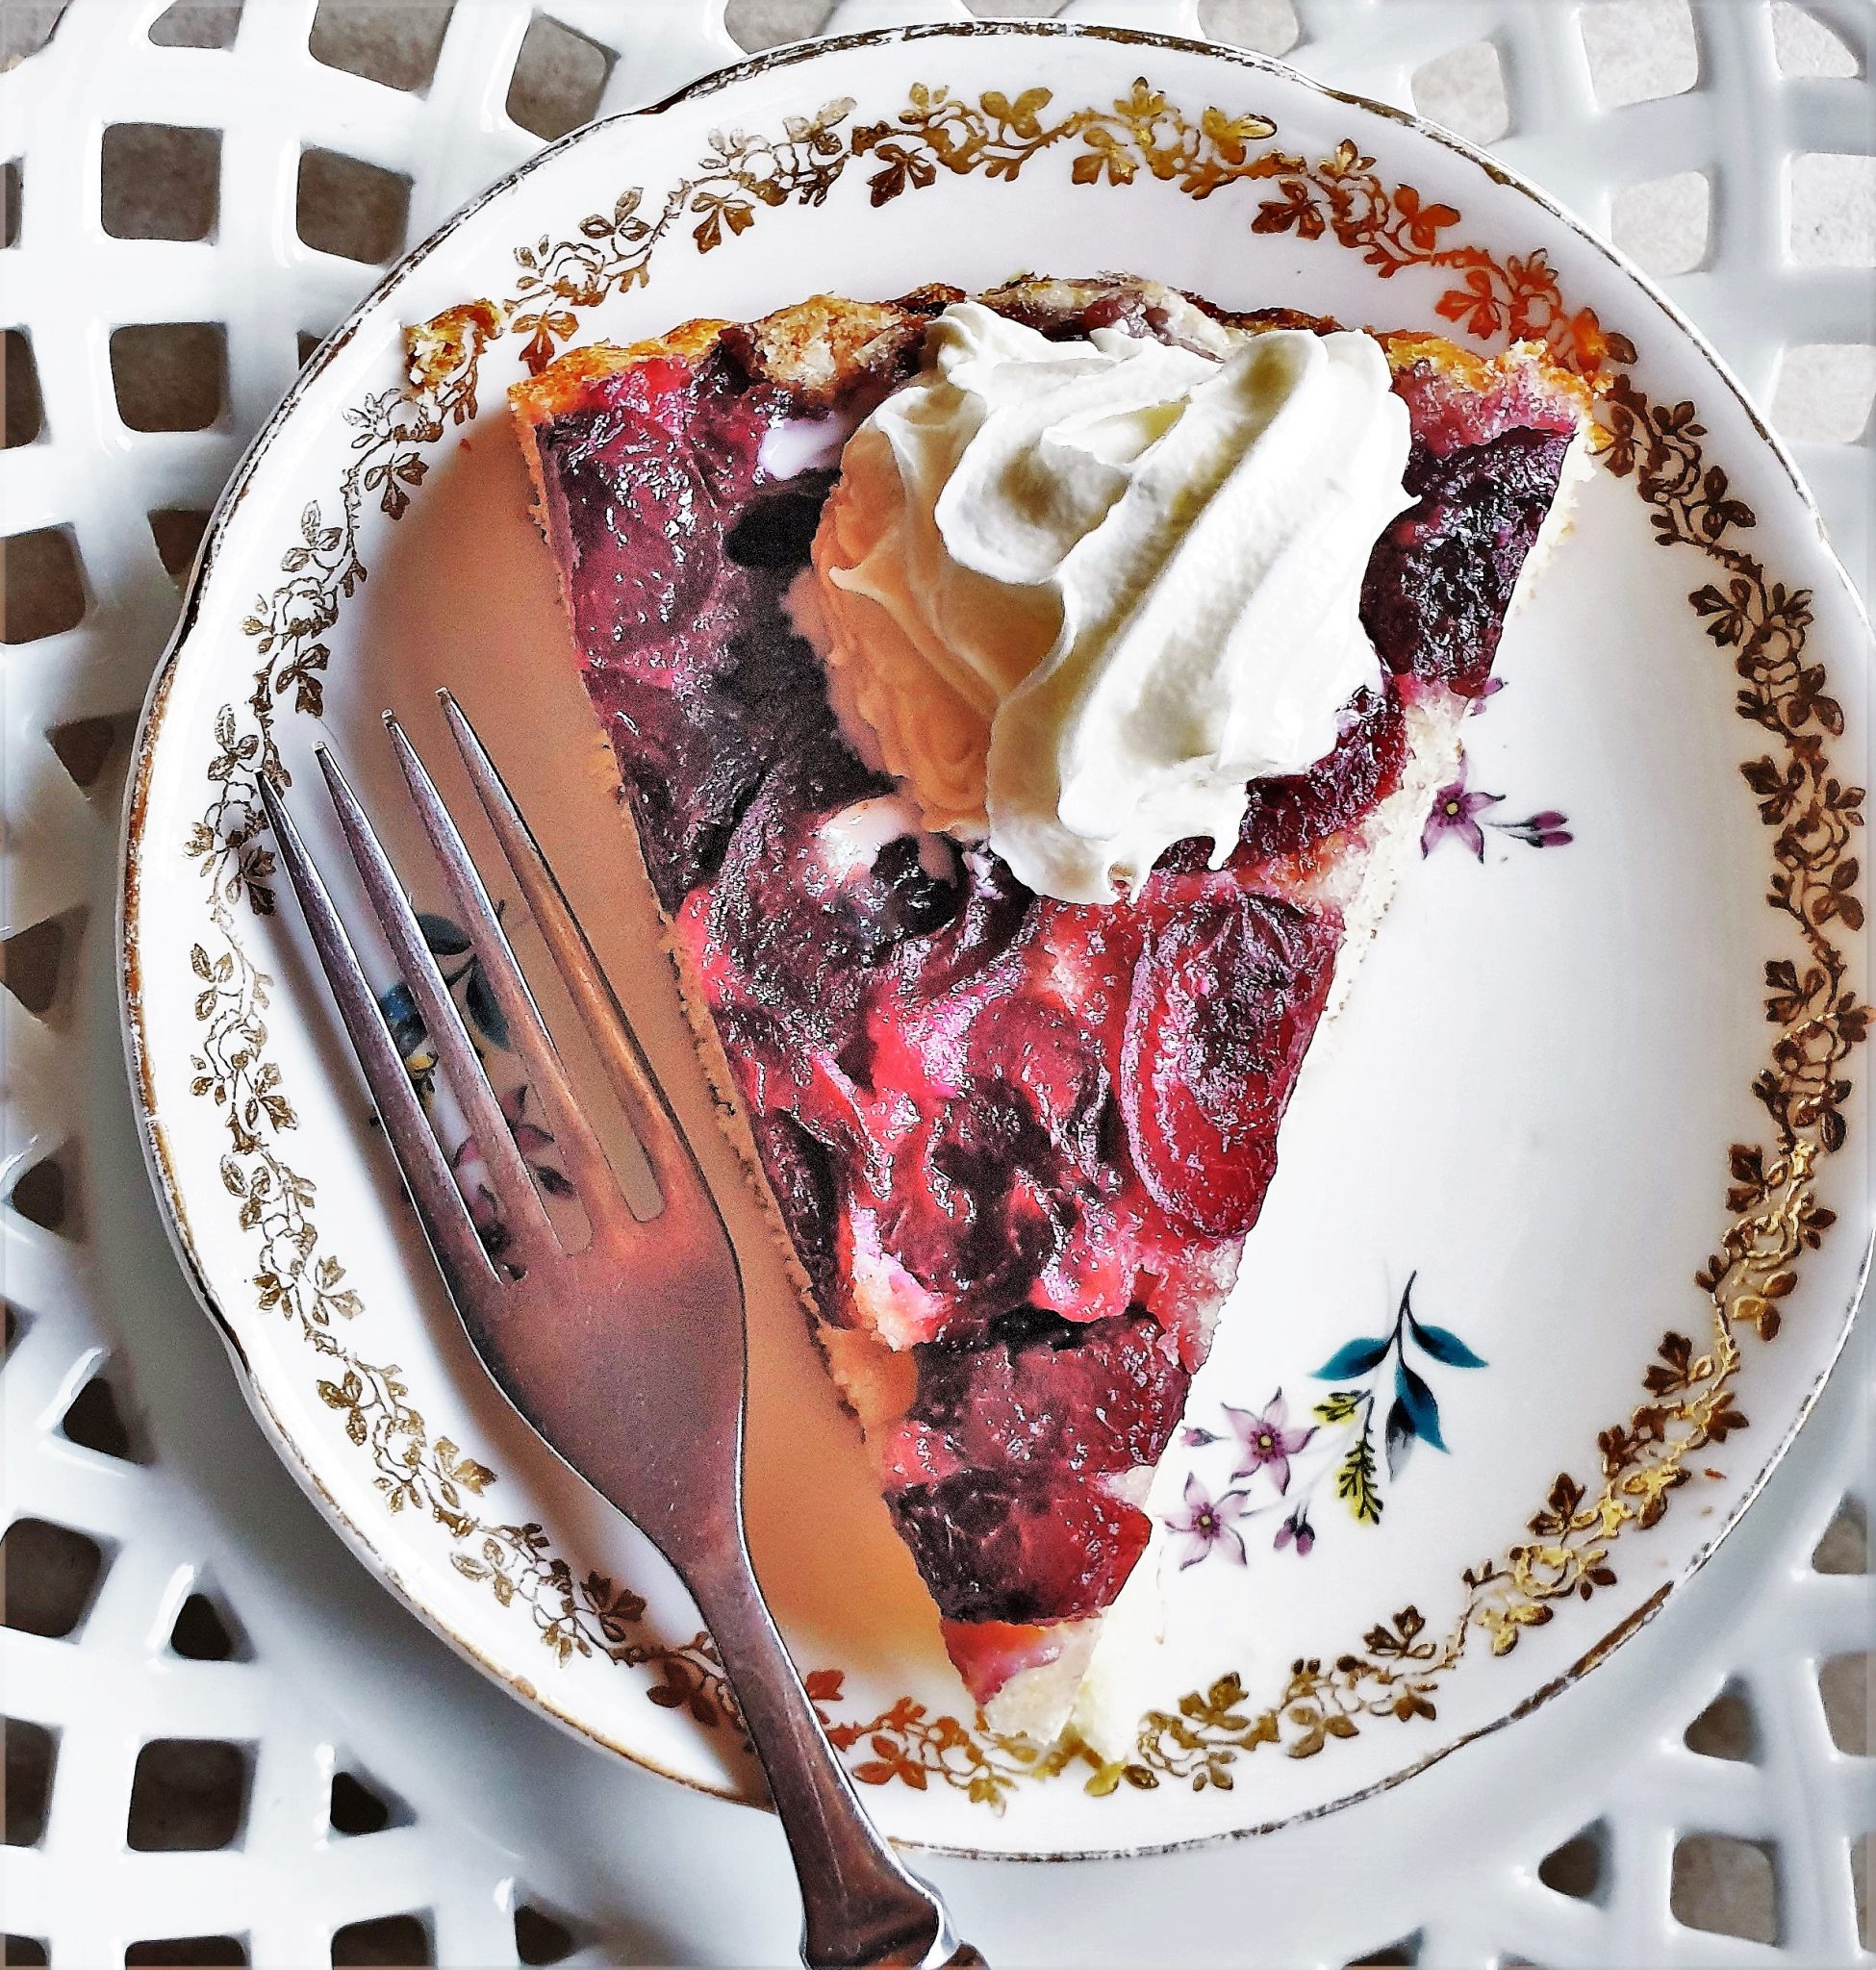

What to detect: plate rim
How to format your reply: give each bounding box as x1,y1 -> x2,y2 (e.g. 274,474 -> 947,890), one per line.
115,16 -> 1875,1861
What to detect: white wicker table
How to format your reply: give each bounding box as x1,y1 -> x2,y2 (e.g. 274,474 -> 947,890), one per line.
1,2 -> 1870,1964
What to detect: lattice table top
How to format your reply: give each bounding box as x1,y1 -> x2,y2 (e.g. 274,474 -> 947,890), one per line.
1,2 -> 1870,1965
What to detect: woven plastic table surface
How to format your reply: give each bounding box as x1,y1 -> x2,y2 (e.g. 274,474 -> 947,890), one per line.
1,1 -> 1870,1964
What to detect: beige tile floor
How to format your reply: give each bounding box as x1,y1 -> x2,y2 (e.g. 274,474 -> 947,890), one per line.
0,1 -> 1869,1961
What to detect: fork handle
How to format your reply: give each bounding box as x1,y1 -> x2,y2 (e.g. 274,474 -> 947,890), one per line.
682,1547 -> 981,1969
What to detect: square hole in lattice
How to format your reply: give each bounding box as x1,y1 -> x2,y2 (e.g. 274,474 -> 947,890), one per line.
102,124 -> 219,240
1791,153 -> 1876,266
1822,1651 -> 1870,1755
297,147 -> 411,265
149,1 -> 241,48
1857,1831 -> 1873,1949
1610,169 -> 1711,277
3,1720 -> 54,1847
2,160 -> 19,249
505,14 -> 615,141
1538,1823 -> 1604,1900
1672,1833 -> 1779,1944
1800,154 -> 1876,264
150,506 -> 213,584
62,1365 -> 144,1462
111,321 -> 226,432
1199,0 -> 1301,56
5,1305 -> 24,1363
49,711 -> 138,800
1684,1679 -> 1759,1761
329,1763 -> 408,1835
331,1914 -> 433,1967
513,1905 -> 577,1967
4,330 -> 42,447
1580,0 -> 1700,107
1774,1 -> 1863,79
310,0 -> 453,93
297,329 -> 324,370
1773,344 -> 1876,443
170,1585 -> 245,1661
2,526 -> 85,643
3,1518 -> 107,1638
1346,1943 -> 1417,1968
723,0 -> 831,51
1410,41 -> 1510,147
0,5 -> 67,66
1,912 -> 74,1022
126,1939 -> 248,1966
4,1939 -> 49,1966
10,1143 -> 83,1238
1815,1494 -> 1870,1573
127,1738 -> 252,1851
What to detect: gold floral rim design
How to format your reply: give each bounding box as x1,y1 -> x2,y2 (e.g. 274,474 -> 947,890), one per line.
168,72 -> 1863,1815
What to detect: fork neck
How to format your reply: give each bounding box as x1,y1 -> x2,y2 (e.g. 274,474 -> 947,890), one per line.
674,1532 -> 963,1969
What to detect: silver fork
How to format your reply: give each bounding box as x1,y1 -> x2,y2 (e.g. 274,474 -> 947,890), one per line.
257,692 -> 982,1970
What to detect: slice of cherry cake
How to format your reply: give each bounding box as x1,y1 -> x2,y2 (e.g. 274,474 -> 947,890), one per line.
506,277 -> 1590,1739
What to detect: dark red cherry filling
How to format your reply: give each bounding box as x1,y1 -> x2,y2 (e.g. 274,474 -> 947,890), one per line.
1122,888 -> 1338,1236
881,1310 -> 1190,1492
1230,685 -> 1409,871
533,306 -> 1574,1635
1362,424 -> 1574,695
887,1472 -> 1153,1627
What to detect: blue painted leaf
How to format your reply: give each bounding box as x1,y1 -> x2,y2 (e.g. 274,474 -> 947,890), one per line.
1395,1360 -> 1447,1452
1312,1335 -> 1391,1380
378,980 -> 427,1060
1407,1316 -> 1487,1370
1383,1396 -> 1415,1479
417,911 -> 471,956
464,963 -> 511,1050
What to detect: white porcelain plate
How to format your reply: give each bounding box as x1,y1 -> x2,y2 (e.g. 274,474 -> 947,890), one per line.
120,22 -> 1872,1859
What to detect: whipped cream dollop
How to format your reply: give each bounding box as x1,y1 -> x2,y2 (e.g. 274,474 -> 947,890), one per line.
807,300 -> 1414,903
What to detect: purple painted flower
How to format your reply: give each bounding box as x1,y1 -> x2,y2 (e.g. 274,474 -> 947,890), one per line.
457,1165 -> 506,1257
1221,1391 -> 1315,1493
1164,1473 -> 1250,1570
1421,770 -> 1504,861
450,1084 -> 574,1261
1495,809 -> 1574,849
1274,1503 -> 1316,1556
1422,748 -> 1572,858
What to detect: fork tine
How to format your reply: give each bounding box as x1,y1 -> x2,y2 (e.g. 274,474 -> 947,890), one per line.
436,691 -> 715,1225
382,714 -> 633,1238
315,745 -> 555,1265
256,774 -> 494,1296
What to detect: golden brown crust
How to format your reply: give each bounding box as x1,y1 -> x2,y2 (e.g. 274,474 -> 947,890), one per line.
507,316 -> 729,426
718,291 -> 937,408
507,278 -> 1597,442
1378,330 -> 1600,418
1219,303 -> 1341,336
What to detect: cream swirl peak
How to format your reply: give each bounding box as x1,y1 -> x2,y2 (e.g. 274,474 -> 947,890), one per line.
807,300 -> 1415,903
